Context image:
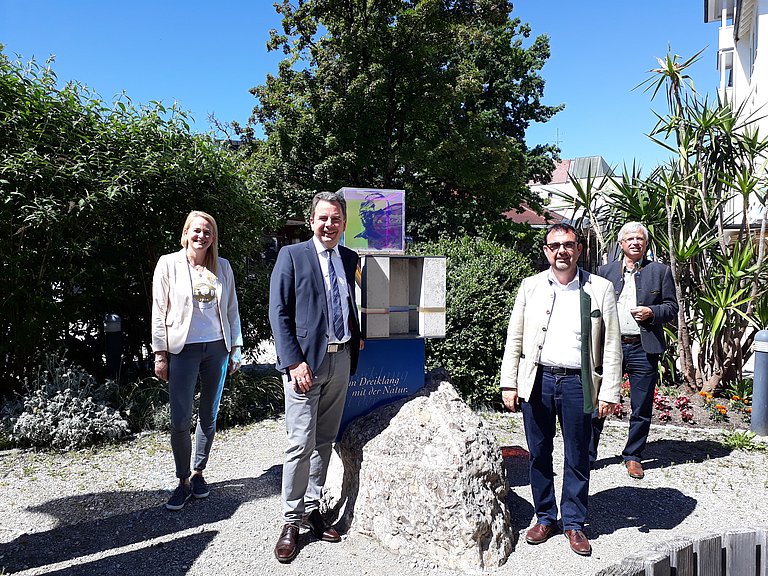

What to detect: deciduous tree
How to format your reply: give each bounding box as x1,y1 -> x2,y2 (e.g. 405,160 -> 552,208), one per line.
245,0 -> 562,239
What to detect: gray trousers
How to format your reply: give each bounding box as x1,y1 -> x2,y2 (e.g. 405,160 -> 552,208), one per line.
168,339 -> 229,479
281,348 -> 350,524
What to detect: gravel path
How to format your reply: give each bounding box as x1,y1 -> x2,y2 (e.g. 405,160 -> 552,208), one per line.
1,413 -> 767,576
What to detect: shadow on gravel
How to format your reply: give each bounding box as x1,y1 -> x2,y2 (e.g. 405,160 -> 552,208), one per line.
29,531 -> 218,576
0,466 -> 281,574
640,439 -> 732,471
587,486 -> 697,538
592,438 -> 733,471
502,451 -> 535,550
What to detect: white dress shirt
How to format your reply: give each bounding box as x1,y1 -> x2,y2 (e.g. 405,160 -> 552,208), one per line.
312,236 -> 351,343
538,271 -> 582,369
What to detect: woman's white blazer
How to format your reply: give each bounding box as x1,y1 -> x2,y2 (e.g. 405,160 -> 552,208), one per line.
152,249 -> 243,354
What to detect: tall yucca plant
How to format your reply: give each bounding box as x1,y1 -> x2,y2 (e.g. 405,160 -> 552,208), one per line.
547,166 -> 613,268
637,49 -> 768,392
556,48 -> 768,393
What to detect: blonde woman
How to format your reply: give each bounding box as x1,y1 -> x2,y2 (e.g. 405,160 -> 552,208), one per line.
152,210 -> 243,510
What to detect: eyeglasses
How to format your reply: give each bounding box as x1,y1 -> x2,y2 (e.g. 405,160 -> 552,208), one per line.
544,241 -> 578,252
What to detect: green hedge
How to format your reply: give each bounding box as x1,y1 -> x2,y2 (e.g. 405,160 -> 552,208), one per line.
0,48 -> 276,390
410,236 -> 534,407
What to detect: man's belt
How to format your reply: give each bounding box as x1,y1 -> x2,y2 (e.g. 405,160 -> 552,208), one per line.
621,335 -> 641,344
539,365 -> 581,376
327,342 -> 350,353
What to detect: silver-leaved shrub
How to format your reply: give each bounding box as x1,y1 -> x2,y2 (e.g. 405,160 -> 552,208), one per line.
11,352 -> 129,450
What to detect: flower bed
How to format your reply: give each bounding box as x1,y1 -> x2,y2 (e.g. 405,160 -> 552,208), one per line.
605,376 -> 752,431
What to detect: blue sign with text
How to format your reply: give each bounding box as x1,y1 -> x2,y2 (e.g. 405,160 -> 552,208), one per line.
338,338 -> 426,439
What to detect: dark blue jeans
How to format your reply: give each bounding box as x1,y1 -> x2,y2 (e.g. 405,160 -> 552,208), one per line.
168,339 -> 229,479
591,341 -> 659,465
521,369 -> 592,531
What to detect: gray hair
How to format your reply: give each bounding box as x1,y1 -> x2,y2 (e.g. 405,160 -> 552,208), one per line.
618,221 -> 648,243
311,191 -> 347,220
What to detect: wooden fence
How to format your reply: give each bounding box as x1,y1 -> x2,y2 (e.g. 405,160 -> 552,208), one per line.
596,527 -> 768,576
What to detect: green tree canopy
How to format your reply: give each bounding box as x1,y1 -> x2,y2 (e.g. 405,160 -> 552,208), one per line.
0,48 -> 276,389
245,0 -> 562,240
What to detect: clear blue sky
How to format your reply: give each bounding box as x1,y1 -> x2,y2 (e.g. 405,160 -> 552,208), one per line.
1,0 -> 718,172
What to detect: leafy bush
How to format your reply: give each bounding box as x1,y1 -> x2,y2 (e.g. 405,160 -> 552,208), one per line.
0,397 -> 22,449
217,369 -> 284,427
0,349 -> 284,450
110,367 -> 283,433
9,353 -> 129,450
410,236 -> 534,407
115,376 -> 171,432
0,48 -> 277,392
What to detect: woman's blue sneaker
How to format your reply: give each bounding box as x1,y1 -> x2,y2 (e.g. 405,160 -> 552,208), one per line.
191,474 -> 210,499
165,483 -> 192,510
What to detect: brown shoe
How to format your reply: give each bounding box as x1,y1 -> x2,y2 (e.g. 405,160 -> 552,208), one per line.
302,509 -> 341,542
564,529 -> 592,556
625,460 -> 645,479
525,522 -> 560,545
274,523 -> 299,563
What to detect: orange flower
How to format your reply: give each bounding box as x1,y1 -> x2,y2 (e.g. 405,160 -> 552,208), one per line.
698,391 -> 707,397
732,395 -> 741,401
746,407 -> 753,413
715,404 -> 727,414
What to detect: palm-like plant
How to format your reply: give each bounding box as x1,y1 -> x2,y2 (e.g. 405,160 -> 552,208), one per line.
640,49 -> 768,392
547,166 -> 612,267
559,47 -> 768,393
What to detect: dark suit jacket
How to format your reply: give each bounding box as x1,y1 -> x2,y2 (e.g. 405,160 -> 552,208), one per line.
269,239 -> 361,376
597,257 -> 678,354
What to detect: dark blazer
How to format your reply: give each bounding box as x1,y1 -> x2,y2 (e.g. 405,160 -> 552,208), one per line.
269,239 -> 361,376
597,257 -> 678,355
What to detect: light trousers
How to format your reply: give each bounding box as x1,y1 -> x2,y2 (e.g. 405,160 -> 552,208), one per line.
281,348 -> 350,524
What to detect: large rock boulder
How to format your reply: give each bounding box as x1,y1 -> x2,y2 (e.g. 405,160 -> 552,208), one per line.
323,369 -> 512,571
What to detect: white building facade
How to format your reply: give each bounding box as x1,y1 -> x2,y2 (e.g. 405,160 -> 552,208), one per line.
706,0 -> 768,235
706,0 -> 768,137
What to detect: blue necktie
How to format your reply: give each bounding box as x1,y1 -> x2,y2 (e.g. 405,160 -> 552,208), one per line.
326,250 -> 345,340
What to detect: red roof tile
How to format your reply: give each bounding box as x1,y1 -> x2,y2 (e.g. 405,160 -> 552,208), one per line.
503,203 -> 566,225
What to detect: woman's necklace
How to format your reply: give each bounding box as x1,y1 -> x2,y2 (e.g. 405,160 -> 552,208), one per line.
188,259 -> 216,304
187,249 -> 205,274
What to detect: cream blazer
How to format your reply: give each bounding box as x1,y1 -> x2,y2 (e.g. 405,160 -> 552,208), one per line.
151,249 -> 243,355
499,269 -> 623,408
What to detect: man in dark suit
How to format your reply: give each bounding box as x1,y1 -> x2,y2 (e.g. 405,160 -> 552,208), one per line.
591,222 -> 678,480
269,191 -> 361,563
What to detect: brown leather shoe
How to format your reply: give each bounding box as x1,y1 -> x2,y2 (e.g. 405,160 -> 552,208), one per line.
564,529 -> 592,556
525,522 -> 560,545
302,509 -> 341,542
625,460 -> 645,479
274,523 -> 299,563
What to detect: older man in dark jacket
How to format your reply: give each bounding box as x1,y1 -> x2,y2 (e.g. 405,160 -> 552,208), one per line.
591,222 -> 678,480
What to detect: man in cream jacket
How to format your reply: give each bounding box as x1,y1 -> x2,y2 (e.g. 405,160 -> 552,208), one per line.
500,223 -> 622,556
